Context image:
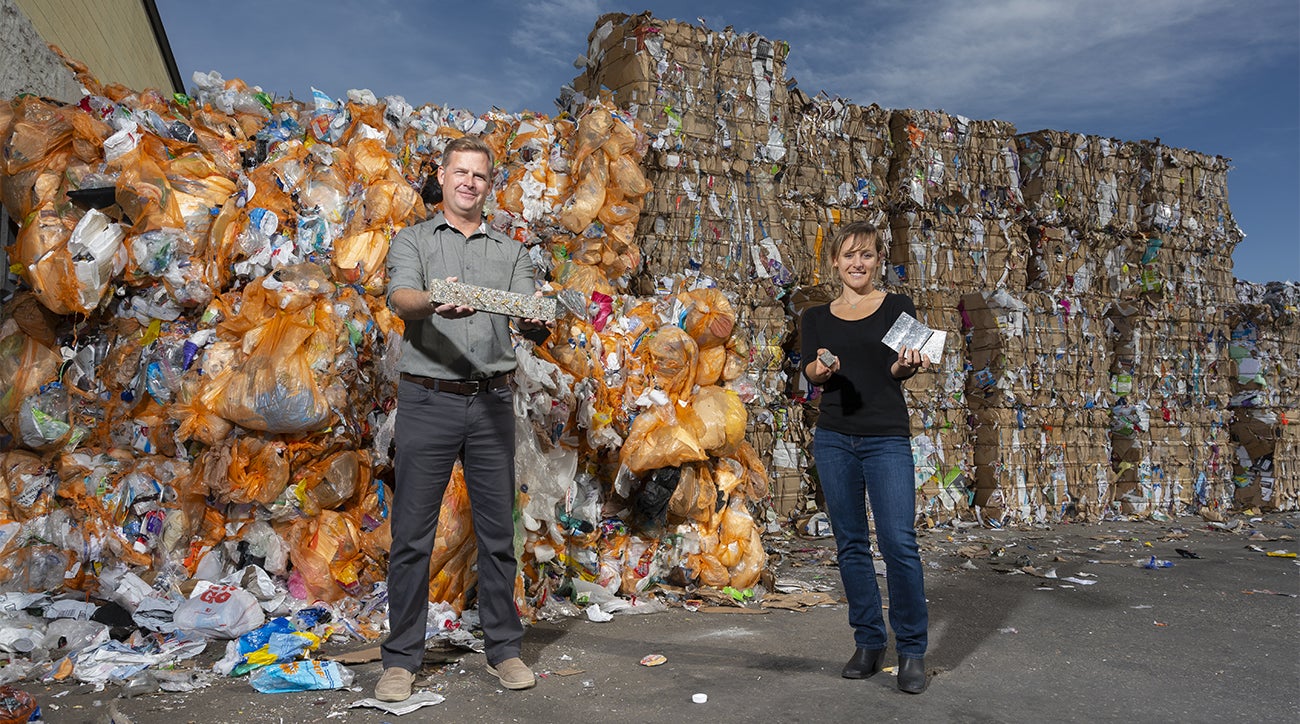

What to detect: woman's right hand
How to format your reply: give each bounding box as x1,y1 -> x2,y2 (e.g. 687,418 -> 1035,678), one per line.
810,347 -> 839,382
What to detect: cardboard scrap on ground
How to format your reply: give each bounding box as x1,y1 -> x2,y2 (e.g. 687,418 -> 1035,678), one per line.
690,588 -> 750,607
760,591 -> 839,610
698,606 -> 768,615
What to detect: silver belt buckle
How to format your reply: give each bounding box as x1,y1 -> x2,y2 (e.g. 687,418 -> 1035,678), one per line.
464,379 -> 482,394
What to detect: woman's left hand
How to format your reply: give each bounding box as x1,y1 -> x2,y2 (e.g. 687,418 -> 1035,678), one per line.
893,347 -> 930,377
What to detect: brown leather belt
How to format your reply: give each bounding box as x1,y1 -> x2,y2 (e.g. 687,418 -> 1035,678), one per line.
401,372 -> 511,395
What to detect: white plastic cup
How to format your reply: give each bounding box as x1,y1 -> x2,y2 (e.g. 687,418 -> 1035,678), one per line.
692,693 -> 708,704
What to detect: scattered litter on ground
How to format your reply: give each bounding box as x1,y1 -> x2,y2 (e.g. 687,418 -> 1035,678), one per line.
349,691 -> 446,715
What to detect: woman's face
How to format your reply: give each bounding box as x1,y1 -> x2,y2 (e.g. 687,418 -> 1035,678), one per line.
833,234 -> 881,293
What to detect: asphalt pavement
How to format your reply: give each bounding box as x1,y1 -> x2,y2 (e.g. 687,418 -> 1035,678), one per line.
23,512 -> 1300,724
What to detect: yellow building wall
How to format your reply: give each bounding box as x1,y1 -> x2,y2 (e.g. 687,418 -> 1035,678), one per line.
14,0 -> 177,93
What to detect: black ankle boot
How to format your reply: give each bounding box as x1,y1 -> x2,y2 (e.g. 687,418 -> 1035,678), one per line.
897,656 -> 927,693
841,647 -> 886,679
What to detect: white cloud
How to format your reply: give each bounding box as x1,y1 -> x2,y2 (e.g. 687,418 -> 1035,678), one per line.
777,0 -> 1297,128
509,0 -> 607,64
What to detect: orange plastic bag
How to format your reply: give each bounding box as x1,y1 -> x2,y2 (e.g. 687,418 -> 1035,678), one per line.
347,138 -> 398,183
571,107 -> 613,172
11,201 -> 84,315
293,450 -> 368,516
733,442 -> 771,501
2,97 -> 71,175
198,266 -> 342,433
686,551 -> 731,588
679,288 -> 736,349
110,136 -> 184,232
558,153 -> 608,233
645,326 -> 698,398
551,260 -> 614,300
354,178 -> 420,230
605,219 -> 637,254
620,404 -> 707,474
189,108 -> 248,177
668,462 -> 717,523
695,345 -> 726,386
686,386 -> 746,455
1,99 -> 77,219
426,467 -> 478,610
200,311 -> 336,432
333,228 -> 391,292
722,334 -> 749,381
1,450 -> 55,521
717,498 -> 765,589
67,109 -> 112,163
597,200 -> 639,227
226,437 -> 291,505
288,510 -> 365,602
609,153 -> 651,198
601,117 -> 637,158
1,147 -> 71,221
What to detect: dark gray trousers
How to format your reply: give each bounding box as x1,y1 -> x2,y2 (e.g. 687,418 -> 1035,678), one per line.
381,378 -> 523,671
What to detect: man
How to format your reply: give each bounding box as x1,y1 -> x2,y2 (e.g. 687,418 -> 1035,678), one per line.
376,135 -> 541,701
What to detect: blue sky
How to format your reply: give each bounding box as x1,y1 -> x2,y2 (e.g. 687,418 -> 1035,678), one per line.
154,0 -> 1299,283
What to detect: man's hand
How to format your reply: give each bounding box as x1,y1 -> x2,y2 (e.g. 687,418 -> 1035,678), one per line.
429,276 -> 476,319
518,291 -> 555,339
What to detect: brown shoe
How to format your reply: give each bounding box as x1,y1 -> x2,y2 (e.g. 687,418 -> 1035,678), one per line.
486,657 -> 536,690
375,667 -> 415,701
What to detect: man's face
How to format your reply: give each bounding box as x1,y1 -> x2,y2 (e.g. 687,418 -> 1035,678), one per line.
437,149 -> 492,220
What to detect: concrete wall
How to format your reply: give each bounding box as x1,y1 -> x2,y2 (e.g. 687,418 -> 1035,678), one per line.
12,0 -> 179,94
0,0 -> 82,103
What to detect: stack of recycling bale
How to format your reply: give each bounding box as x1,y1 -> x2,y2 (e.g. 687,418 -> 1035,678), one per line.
1101,143 -> 1240,518
777,92 -> 895,515
1226,281 -> 1299,511
885,109 -> 1041,522
569,12 -> 804,515
1012,132 -> 1146,520
1015,127 -> 1242,519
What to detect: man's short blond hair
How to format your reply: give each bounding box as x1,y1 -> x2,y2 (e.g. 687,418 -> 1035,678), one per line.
441,135 -> 494,170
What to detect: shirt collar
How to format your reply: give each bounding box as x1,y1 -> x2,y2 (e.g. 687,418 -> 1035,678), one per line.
431,211 -> 492,239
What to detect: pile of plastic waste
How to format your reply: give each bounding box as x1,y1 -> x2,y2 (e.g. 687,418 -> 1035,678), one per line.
1,60 -> 770,688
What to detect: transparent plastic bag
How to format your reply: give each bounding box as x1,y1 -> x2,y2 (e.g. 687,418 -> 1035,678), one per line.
0,332 -> 61,438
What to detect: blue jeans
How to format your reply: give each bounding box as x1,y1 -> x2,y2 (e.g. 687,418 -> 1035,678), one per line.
813,429 -> 928,657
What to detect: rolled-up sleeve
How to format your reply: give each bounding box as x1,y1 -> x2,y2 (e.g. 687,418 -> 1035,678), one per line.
386,226 -> 424,307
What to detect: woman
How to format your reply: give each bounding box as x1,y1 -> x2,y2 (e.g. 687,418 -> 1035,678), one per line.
800,220 -> 930,694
